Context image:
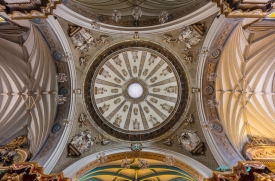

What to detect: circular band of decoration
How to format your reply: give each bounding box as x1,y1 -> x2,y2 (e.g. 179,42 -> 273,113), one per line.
84,41 -> 189,141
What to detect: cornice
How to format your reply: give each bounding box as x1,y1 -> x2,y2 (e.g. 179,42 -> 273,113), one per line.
53,2 -> 219,34
195,15 -> 245,167
43,15 -> 77,174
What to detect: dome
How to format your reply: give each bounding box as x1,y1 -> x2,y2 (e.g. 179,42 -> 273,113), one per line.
84,42 -> 189,141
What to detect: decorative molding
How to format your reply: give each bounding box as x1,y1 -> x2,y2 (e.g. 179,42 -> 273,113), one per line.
63,147 -> 212,181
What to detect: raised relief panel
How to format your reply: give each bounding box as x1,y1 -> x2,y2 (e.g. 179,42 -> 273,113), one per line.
150,77 -> 157,83
113,55 -> 122,67
164,86 -> 178,93
79,52 -> 91,66
132,51 -> 139,62
114,98 -> 121,104
123,105 -> 129,112
97,35 -> 109,45
114,77 -> 121,83
113,114 -> 122,127
160,103 -> 173,113
133,108 -> 138,115
153,88 -> 160,92
99,68 -> 111,78
111,89 -> 119,93
148,54 -> 157,65
149,115 -> 160,126
132,119 -> 140,130
122,69 -> 128,76
96,135 -> 110,145
99,104 -> 110,114
177,22 -> 204,49
163,135 -> 174,146
68,130 -> 95,157
177,129 -> 205,155
94,87 -> 107,94
160,66 -> 172,76
133,66 -> 137,74
163,34 -> 176,46
143,106 -> 149,113
143,69 -> 148,76
150,98 -> 158,103
69,26 -> 95,52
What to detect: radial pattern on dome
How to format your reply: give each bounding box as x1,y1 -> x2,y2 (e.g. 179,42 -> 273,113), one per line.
84,43 -> 188,141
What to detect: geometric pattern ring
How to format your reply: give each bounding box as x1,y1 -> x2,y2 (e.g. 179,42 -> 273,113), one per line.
84,42 -> 189,141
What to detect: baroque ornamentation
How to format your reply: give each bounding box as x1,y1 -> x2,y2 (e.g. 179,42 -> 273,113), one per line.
97,35 -> 109,45
163,34 -> 176,46
67,130 -> 96,157
178,22 -> 205,48
96,135 -> 111,146
177,129 -> 206,155
79,52 -> 91,66
163,135 -> 174,146
0,135 -> 30,167
68,24 -> 95,52
183,114 -> 194,128
84,43 -> 188,141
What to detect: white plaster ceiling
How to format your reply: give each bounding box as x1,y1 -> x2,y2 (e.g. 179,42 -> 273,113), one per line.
216,20 -> 275,152
0,25 -> 58,156
93,49 -> 179,131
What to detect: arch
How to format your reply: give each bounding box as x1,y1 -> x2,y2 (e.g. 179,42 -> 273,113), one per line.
63,147 -> 212,181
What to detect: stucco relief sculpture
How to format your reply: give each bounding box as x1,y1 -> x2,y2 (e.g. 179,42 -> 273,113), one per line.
148,55 -> 157,65
113,55 -> 122,67
143,106 -> 149,113
149,115 -> 160,126
68,25 -> 95,52
164,86 -> 177,93
163,34 -> 176,46
177,22 -> 205,48
163,135 -> 175,146
55,95 -> 66,104
177,129 -> 206,155
114,77 -> 121,83
150,98 -> 158,103
133,66 -> 137,74
160,66 -> 172,76
97,35 -> 109,45
183,114 -> 194,128
99,68 -> 111,78
133,108 -> 138,115
160,103 -> 173,113
132,51 -> 139,62
150,77 -> 157,83
79,52 -> 90,66
122,69 -> 128,76
99,104 -> 110,114
132,119 -> 140,130
153,88 -> 160,92
113,114 -> 122,127
143,69 -> 148,76
67,130 -> 96,157
96,135 -> 110,146
94,87 -> 107,94
182,51 -> 193,65
111,89 -> 119,93
56,73 -> 67,82
123,105 -> 129,112
79,113 -> 89,127
114,98 -> 121,104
